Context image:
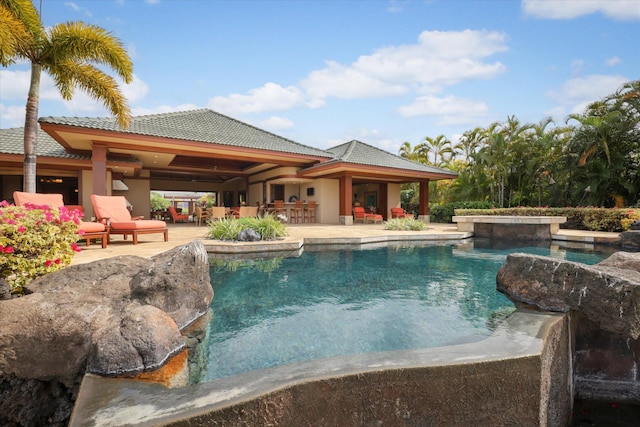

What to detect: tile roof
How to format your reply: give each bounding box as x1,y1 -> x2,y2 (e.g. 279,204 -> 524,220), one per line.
0,126 -> 87,159
39,109 -> 332,158
319,140 -> 457,176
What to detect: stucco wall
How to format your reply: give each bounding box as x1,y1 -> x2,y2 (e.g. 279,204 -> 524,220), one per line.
313,178 -> 339,223
387,183 -> 401,217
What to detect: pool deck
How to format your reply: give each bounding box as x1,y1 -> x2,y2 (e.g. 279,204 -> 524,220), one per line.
71,222 -> 622,265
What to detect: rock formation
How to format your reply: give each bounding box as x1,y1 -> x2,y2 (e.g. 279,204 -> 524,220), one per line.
0,240 -> 213,427
621,230 -> 640,250
497,251 -> 640,402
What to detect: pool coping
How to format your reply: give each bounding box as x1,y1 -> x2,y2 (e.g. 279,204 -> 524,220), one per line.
70,310 -> 567,426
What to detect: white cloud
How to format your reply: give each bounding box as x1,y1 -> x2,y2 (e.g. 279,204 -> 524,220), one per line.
259,116 -> 294,131
545,74 -> 629,115
606,56 -> 622,67
302,61 -> 408,99
204,30 -> 506,119
208,82 -> 308,115
522,0 -> 640,21
0,70 -> 30,100
120,75 -> 149,103
0,104 -> 26,128
302,29 -> 507,100
570,59 -> 585,75
64,2 -> 93,17
397,94 -> 490,125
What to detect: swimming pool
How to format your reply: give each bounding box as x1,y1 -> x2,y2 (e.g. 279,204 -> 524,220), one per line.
197,241 -> 610,383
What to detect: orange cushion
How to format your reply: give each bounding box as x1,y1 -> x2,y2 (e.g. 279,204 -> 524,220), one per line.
79,221 -> 106,233
91,195 -> 132,222
13,192 -> 64,208
110,220 -> 167,231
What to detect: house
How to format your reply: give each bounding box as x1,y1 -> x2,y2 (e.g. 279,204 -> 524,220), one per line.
0,109 -> 457,224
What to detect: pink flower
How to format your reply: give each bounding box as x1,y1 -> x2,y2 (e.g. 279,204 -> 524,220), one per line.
3,246 -> 14,254
17,226 -> 26,233
54,258 -> 61,265
45,260 -> 53,267
71,243 -> 81,253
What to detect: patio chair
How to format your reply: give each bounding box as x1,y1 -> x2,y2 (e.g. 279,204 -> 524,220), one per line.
353,206 -> 366,223
168,206 -> 189,223
209,207 -> 226,221
303,200 -> 317,223
238,206 -> 258,218
289,200 -> 304,224
391,207 -> 409,219
195,206 -> 210,226
13,191 -> 109,248
91,195 -> 168,245
272,200 -> 286,216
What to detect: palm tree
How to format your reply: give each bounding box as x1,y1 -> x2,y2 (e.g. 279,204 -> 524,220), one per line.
1,0 -> 133,192
421,134 -> 453,167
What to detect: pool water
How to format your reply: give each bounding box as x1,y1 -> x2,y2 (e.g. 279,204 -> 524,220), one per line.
199,242 -> 610,383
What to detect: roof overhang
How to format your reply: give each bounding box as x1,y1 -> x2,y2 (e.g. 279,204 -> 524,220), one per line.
39,123 -> 330,180
297,161 -> 458,183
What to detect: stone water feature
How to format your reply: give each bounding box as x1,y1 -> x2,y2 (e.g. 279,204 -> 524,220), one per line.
0,241 -> 213,426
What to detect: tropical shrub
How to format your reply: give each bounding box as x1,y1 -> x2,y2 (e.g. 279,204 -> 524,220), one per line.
620,209 -> 640,231
150,192 -> 170,211
384,217 -> 427,231
0,202 -> 82,295
206,214 -> 287,241
430,201 -> 495,223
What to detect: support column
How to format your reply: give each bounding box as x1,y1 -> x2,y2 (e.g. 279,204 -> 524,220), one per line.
339,174 -> 353,225
92,143 -> 108,196
418,179 -> 430,223
379,183 -> 388,219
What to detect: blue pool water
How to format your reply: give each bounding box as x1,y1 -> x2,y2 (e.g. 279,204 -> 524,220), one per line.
200,242 -> 610,382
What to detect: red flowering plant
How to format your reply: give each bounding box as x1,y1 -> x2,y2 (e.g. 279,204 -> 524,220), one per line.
0,201 -> 82,295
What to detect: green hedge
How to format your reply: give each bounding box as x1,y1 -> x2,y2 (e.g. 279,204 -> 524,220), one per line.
429,201 -> 495,223
453,207 -> 639,232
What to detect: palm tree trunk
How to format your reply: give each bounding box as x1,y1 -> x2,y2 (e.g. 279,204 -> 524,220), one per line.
23,62 -> 41,193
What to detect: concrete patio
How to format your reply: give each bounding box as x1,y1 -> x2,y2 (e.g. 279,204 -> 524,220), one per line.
71,222 -> 622,265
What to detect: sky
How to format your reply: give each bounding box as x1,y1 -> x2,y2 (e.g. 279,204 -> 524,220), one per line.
1,0 -> 639,154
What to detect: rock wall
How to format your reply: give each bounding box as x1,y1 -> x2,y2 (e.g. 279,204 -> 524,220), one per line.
497,251 -> 640,403
0,240 -> 213,427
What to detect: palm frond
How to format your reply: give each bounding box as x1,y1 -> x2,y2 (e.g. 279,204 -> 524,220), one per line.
45,21 -> 133,83
49,60 -> 131,128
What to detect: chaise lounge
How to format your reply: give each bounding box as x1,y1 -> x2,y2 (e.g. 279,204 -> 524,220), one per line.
91,195 -> 168,245
13,191 -> 109,248
391,207 -> 409,219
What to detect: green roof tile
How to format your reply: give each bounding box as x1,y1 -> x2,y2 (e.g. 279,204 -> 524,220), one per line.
40,109 -> 332,158
320,140 -> 457,176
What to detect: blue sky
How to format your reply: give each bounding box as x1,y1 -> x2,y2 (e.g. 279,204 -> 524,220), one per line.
1,0 -> 638,154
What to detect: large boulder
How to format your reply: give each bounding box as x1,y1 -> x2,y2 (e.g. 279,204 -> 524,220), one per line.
496,251 -> 640,402
496,252 -> 640,338
621,230 -> 640,250
0,240 -> 213,426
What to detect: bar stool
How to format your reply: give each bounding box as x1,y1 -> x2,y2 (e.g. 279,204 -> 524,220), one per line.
290,200 -> 304,223
304,201 -> 316,223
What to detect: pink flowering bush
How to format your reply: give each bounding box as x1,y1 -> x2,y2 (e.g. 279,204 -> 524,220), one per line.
0,201 -> 82,295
